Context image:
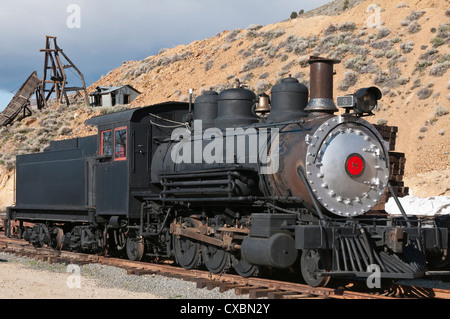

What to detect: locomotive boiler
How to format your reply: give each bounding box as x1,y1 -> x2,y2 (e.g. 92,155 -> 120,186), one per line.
6,56 -> 449,287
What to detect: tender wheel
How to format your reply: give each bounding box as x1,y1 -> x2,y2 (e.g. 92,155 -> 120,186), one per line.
50,227 -> 64,250
126,235 -> 145,261
300,249 -> 331,287
202,244 -> 231,274
231,254 -> 260,278
173,218 -> 201,269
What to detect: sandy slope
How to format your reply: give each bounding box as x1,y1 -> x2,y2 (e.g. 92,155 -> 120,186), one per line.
0,0 -> 449,210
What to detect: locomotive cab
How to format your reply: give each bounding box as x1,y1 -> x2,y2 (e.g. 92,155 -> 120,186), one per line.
85,102 -> 190,219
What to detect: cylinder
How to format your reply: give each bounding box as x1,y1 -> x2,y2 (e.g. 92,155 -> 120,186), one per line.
266,76 -> 308,123
214,88 -> 258,129
240,233 -> 298,269
304,56 -> 340,113
193,90 -> 218,129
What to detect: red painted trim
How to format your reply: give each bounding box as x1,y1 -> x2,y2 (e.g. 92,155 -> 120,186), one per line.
114,126 -> 127,161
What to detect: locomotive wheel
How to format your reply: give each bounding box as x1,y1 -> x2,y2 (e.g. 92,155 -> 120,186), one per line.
202,244 -> 231,274
126,235 -> 145,261
173,218 -> 201,269
300,249 -> 331,287
105,229 -> 126,258
231,254 -> 260,278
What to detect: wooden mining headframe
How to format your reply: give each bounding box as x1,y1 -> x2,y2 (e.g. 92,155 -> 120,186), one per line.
40,35 -> 89,107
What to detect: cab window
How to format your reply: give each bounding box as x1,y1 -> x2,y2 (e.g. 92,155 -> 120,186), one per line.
114,127 -> 127,160
100,130 -> 113,156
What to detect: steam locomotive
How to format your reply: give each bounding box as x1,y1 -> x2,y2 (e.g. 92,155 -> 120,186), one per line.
6,56 -> 449,287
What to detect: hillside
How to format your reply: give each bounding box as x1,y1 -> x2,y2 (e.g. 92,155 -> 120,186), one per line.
0,0 -> 449,210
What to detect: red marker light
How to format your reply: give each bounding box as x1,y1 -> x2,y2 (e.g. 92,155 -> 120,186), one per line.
346,154 -> 364,177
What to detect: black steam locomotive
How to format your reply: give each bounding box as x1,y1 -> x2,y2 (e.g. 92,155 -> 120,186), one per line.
6,57 -> 449,287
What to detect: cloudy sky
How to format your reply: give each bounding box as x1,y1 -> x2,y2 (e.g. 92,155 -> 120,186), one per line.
0,0 -> 329,110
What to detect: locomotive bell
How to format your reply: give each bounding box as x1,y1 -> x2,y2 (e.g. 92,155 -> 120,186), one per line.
255,93 -> 271,114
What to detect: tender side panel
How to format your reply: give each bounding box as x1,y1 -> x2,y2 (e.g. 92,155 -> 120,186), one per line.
16,149 -> 88,208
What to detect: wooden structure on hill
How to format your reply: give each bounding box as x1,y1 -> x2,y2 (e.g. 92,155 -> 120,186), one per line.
89,85 -> 141,107
40,35 -> 89,107
0,71 -> 43,126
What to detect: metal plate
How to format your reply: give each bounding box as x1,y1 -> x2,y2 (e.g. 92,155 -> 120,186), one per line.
305,116 -> 390,217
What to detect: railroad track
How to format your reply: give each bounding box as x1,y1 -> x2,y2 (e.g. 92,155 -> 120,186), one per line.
0,235 -> 449,300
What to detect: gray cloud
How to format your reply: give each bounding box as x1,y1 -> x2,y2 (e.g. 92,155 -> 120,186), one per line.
0,0 -> 328,109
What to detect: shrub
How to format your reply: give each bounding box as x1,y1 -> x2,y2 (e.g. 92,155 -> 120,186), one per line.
247,24 -> 263,31
429,61 -> 450,77
406,10 -> 426,21
397,77 -> 410,85
400,41 -> 414,53
204,60 -> 214,72
298,56 -> 309,67
225,29 -> 241,43
396,2 -> 408,8
373,71 -> 388,84
338,70 -> 358,91
373,50 -> 384,58
439,53 -> 450,63
434,105 -> 449,117
437,23 -> 450,38
400,19 -> 410,27
415,60 -> 433,73
371,40 -> 393,50
419,48 -> 440,61
345,55 -> 378,74
241,72 -> 254,82
290,11 -> 298,19
338,22 -> 356,32
255,80 -> 271,93
260,29 -> 285,40
417,87 -> 432,99
385,49 -> 400,59
343,0 -> 349,10
324,24 -> 337,36
431,37 -> 445,47
377,27 -> 391,39
282,35 -> 309,55
241,55 -> 266,72
222,43 -> 231,51
408,21 -> 421,34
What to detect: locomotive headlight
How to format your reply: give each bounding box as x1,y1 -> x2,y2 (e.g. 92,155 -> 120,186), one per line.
337,87 -> 382,116
355,87 -> 382,114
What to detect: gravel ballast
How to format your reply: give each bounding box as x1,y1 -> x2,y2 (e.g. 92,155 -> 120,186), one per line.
0,252 -> 249,299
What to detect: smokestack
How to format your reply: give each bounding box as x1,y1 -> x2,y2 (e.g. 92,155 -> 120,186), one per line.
304,56 -> 340,113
